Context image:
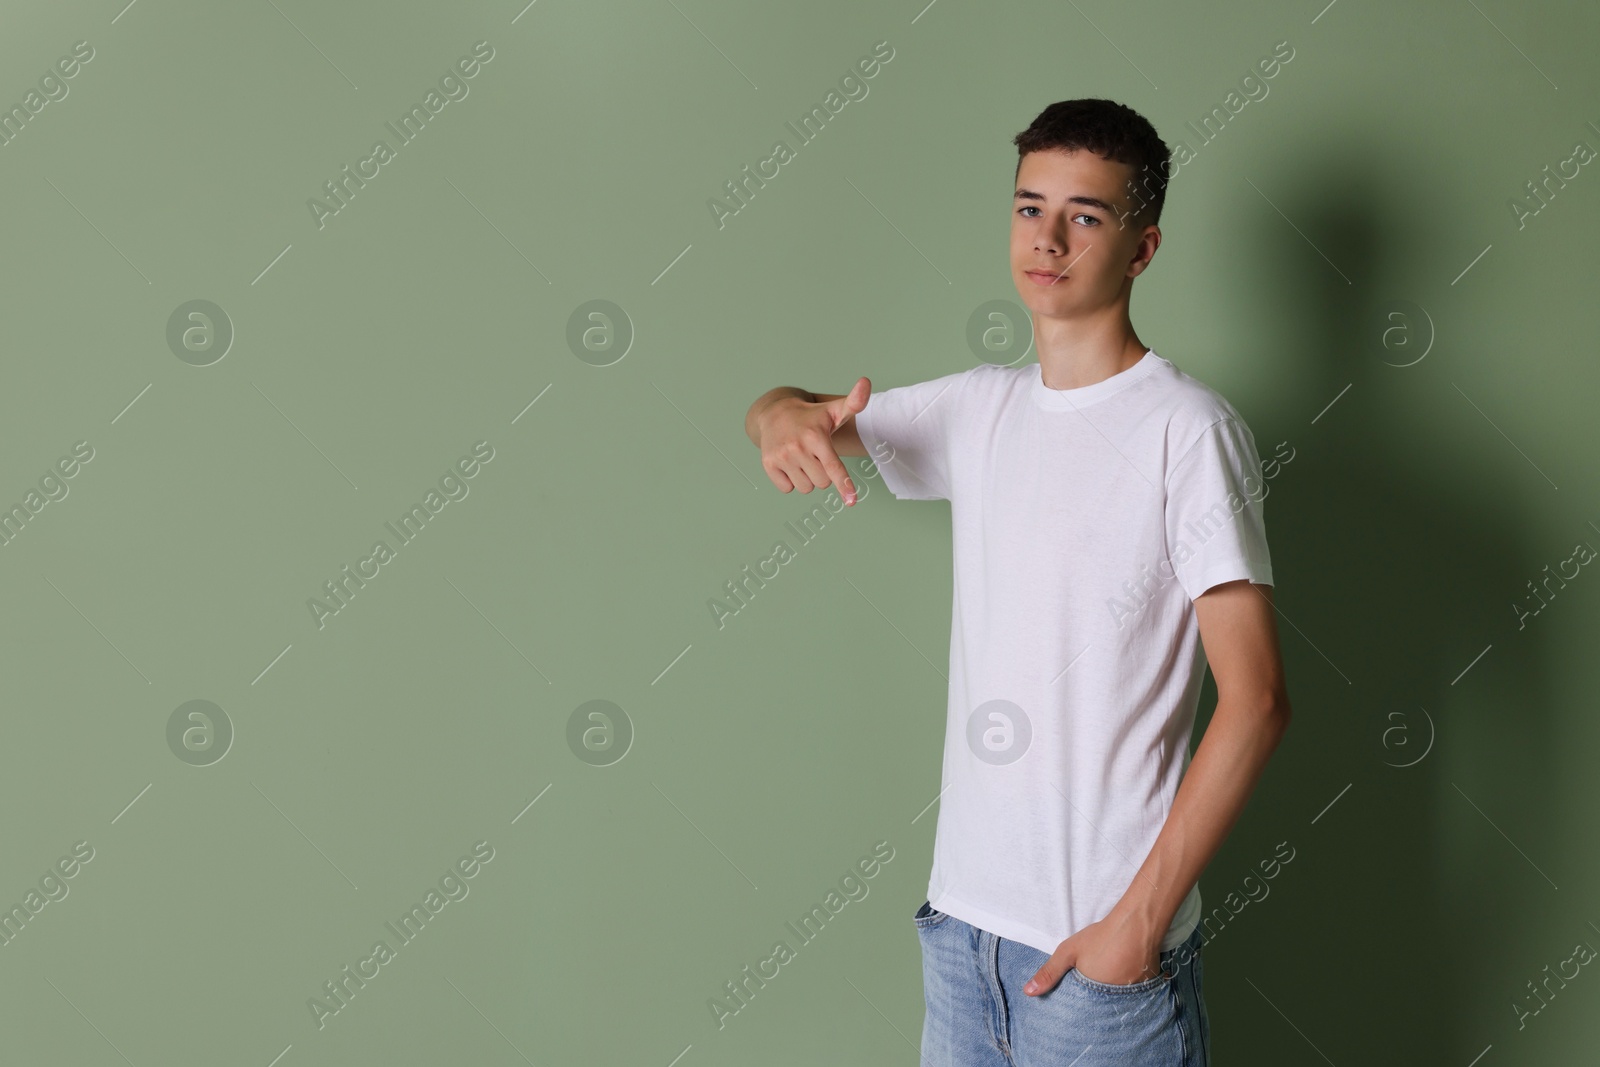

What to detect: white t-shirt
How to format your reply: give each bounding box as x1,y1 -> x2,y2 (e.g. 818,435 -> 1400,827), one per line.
853,349 -> 1274,956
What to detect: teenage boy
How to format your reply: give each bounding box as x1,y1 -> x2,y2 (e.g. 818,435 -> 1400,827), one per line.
743,98 -> 1291,1066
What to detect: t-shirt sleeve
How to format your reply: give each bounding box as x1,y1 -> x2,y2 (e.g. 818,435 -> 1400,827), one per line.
852,368 -> 972,501
1163,417 -> 1275,600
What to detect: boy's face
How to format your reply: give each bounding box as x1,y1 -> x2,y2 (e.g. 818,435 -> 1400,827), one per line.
1010,148 -> 1160,320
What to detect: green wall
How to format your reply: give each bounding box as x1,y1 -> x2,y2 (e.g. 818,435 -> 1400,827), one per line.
0,0 -> 1595,1063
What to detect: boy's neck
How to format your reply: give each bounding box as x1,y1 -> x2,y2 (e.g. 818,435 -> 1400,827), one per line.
1033,311 -> 1149,391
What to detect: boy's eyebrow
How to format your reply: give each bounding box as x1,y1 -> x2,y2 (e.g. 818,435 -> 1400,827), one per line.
1013,187 -> 1118,214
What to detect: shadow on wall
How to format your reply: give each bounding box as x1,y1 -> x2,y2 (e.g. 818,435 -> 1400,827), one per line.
1189,143 -> 1556,1066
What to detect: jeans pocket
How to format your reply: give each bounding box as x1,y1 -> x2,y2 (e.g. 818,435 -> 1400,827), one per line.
1065,957 -> 1174,995
914,899 -> 950,929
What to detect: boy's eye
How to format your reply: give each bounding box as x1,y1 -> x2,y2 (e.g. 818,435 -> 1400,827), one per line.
1016,206 -> 1100,226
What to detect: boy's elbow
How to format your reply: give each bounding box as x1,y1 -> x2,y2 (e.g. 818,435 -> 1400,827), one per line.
1264,698 -> 1292,738
1233,692 -> 1291,733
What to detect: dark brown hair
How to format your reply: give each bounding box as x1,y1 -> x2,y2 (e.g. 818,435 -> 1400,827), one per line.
1012,99 -> 1172,227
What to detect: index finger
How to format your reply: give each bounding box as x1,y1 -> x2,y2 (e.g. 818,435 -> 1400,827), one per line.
820,447 -> 858,506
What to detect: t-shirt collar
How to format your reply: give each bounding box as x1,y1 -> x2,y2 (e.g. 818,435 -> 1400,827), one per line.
1031,348 -> 1160,411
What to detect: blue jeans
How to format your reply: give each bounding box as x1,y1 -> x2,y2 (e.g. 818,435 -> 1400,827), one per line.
914,900 -> 1210,1066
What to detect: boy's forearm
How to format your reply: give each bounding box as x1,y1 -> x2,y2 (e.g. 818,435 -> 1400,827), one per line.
1112,697 -> 1291,938
745,387 -> 815,445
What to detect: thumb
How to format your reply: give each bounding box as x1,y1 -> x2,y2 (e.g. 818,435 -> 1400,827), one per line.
828,376 -> 871,428
1024,947 -> 1073,996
